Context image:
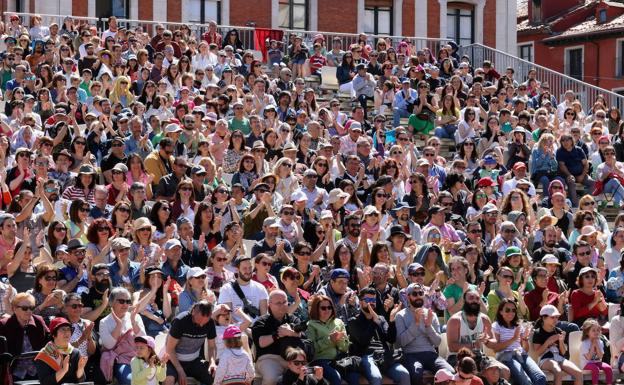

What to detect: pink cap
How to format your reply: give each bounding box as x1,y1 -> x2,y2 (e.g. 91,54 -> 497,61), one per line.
135,335 -> 156,350
223,325 -> 242,339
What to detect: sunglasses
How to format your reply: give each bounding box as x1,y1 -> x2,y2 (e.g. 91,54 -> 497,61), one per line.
260,261 -> 272,267
410,271 -> 426,277
44,275 -> 58,281
117,299 -> 132,305
16,305 -> 35,311
282,210 -> 295,215
503,307 -> 517,313
292,360 -> 307,366
319,306 -> 333,311
69,303 -> 84,309
79,207 -> 90,213
117,207 -> 131,213
54,227 -> 67,232
409,291 -> 425,297
500,274 -> 514,280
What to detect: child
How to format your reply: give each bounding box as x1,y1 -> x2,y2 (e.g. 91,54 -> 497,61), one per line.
213,325 -> 255,385
268,40 -> 284,67
360,205 -> 380,240
580,319 -> 613,385
213,304 -> 253,360
131,335 -> 167,385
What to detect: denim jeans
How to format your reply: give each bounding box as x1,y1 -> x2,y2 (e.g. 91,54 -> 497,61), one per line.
603,178 -> 624,204
349,354 -> 410,385
434,124 -> 458,139
314,359 -> 342,385
113,363 -> 132,385
502,352 -> 546,385
393,107 -> 411,127
566,175 -> 595,206
403,351 -> 455,385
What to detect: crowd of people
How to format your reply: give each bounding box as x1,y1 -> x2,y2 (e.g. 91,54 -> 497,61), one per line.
2,12 -> 624,385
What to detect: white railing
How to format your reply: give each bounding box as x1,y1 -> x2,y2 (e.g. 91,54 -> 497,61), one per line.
5,11 -> 624,109
459,43 -> 624,110
4,12 -> 99,27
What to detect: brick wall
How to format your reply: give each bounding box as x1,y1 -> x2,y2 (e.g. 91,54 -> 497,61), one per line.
72,0 -> 88,16
428,0 -> 440,38
317,0 -> 358,33
483,0 -> 496,47
138,0 -> 153,34
230,0 -> 271,28
402,0 -> 415,37
167,0 -> 182,22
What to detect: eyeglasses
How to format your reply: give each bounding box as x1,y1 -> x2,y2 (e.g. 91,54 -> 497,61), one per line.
69,303 -> 84,309
577,250 -> 592,256
44,275 -> 58,281
117,299 -> 132,305
500,274 -> 514,280
583,216 -> 594,221
410,271 -> 426,277
54,226 -> 67,232
424,153 -> 435,157
292,360 -> 307,366
79,207 -> 90,213
97,226 -> 110,232
319,305 -> 333,311
260,261 -> 272,267
161,207 -> 171,212
194,275 -> 207,280
503,229 -> 516,233
180,187 -> 193,192
469,229 -> 481,234
282,210 -> 295,215
214,257 -> 228,262
502,307 -> 517,313
75,141 -> 86,145
409,291 -> 425,297
297,251 -> 312,256
391,151 -> 403,155
583,201 -> 596,206
16,305 -> 35,311
376,193 -> 388,198
583,273 -> 597,279
117,207 -> 131,213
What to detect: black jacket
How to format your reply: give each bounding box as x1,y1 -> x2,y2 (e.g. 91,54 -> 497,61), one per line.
346,313 -> 394,356
277,369 -> 329,385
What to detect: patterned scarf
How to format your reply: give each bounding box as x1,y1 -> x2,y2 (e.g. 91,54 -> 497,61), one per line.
34,341 -> 74,371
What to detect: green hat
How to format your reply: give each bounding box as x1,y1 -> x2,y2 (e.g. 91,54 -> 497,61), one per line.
505,246 -> 522,258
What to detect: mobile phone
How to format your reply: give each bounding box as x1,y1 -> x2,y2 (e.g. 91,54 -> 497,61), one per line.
304,367 -> 314,375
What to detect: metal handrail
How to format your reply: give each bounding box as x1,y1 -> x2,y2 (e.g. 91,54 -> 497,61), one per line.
459,43 -> 624,110
4,11 -> 100,25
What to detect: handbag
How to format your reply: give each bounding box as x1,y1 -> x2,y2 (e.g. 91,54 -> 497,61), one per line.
593,173 -> 624,196
416,111 -> 435,122
372,348 -> 403,371
331,355 -> 363,377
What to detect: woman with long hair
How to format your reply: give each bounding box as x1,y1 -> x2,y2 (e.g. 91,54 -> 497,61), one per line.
487,266 -> 529,321
130,217 -> 162,266
206,246 -> 236,295
193,202 -> 222,250
62,165 -> 96,204
332,243 -> 365,291
126,154 -> 154,200
66,199 -> 90,243
111,201 -> 133,238
29,263 -> 64,321
336,52 -> 356,98
85,218 -> 115,265
434,93 -> 460,139
132,267 -> 172,337
408,80 -> 438,137
232,153 -> 259,196
178,267 -> 216,314
491,298 -> 546,385
171,179 -> 198,223
222,129 -> 248,174
273,157 -> 298,203
109,76 -> 134,107
148,200 -> 175,246
569,267 -> 608,326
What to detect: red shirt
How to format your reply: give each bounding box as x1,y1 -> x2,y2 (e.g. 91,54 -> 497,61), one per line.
525,287 -> 560,321
570,289 -> 608,322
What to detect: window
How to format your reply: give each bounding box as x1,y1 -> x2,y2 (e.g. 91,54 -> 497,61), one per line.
518,43 -> 533,62
186,0 -> 221,24
531,0 -> 541,23
617,40 -> 624,77
447,3 -> 474,47
111,0 -> 129,18
599,9 -> 607,23
364,4 -> 393,35
279,0 -> 308,30
565,47 -> 583,80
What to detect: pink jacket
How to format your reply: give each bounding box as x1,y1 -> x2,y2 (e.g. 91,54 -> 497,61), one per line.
100,330 -> 136,382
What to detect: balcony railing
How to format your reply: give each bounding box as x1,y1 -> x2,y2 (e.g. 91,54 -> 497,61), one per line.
459,44 -> 624,110
5,11 -> 624,110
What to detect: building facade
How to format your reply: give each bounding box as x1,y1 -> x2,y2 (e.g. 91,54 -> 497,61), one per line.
517,0 -> 624,93
5,0 -> 517,53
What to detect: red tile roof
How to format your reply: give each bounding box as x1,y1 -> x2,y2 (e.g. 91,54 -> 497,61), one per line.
517,0 -> 528,19
543,13 -> 624,41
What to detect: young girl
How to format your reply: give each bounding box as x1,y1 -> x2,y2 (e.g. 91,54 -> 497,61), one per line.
213,325 -> 255,385
361,205 -> 380,240
580,319 -> 613,385
131,335 -> 167,385
212,304 -> 253,360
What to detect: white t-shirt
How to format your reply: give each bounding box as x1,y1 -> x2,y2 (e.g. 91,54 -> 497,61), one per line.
218,280 -> 268,322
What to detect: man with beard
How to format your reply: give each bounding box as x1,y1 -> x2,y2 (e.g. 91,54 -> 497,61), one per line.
218,256 -> 268,322
386,202 -> 421,243
532,225 -> 571,266
58,239 -> 89,294
252,290 -> 303,385
81,263 -> 111,327
144,136 -> 175,185
369,263 -> 400,320
565,241 -> 594,290
395,284 -> 454,385
446,289 -> 497,368
155,156 -> 190,202
336,214 -> 371,262
399,263 -> 447,312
